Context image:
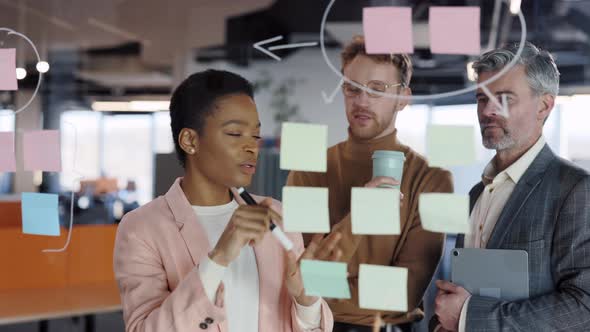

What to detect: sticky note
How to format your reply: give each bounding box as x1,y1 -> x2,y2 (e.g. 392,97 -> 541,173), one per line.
363,7 -> 414,54
283,186 -> 330,233
280,122 -> 327,172
0,48 -> 18,91
23,130 -> 62,172
300,259 -> 351,299
21,192 -> 61,236
429,7 -> 481,55
419,193 -> 470,234
426,125 -> 476,167
351,187 -> 400,235
0,132 -> 16,172
359,264 -> 408,311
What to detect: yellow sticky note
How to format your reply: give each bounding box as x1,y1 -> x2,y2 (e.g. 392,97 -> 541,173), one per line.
280,122 -> 327,172
419,193 -> 470,234
427,125 -> 476,167
283,186 -> 330,233
359,264 -> 408,312
351,187 -> 400,235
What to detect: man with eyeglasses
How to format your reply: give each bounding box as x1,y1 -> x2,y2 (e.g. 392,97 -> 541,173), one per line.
287,36 -> 454,332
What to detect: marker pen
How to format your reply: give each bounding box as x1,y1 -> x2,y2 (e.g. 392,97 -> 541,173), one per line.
237,187 -> 294,251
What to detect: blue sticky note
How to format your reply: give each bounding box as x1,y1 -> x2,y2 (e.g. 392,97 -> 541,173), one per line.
21,193 -> 61,236
300,259 -> 351,299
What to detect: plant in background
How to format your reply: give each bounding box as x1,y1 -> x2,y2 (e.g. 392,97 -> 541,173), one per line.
253,70 -> 307,135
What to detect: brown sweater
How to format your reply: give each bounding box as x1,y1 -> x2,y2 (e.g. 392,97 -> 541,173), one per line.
287,130 -> 453,326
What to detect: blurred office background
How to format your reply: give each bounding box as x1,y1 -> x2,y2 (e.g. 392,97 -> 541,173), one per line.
2,0 -> 590,331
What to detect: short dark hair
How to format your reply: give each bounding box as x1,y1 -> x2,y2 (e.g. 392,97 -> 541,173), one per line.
169,69 -> 254,167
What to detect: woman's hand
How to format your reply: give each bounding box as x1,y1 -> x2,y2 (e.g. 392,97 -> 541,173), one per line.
285,232 -> 342,306
209,199 -> 279,267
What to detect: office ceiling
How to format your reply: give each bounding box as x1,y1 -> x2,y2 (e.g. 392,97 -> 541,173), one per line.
1,0 -> 589,99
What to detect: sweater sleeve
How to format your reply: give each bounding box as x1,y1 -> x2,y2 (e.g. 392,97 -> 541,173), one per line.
391,168 -> 453,315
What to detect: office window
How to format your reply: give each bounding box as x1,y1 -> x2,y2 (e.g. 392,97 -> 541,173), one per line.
560,96 -> 590,161
102,114 -> 153,204
61,111 -> 154,205
396,104 -> 429,155
60,111 -> 102,191
0,110 -> 15,131
154,111 -> 175,154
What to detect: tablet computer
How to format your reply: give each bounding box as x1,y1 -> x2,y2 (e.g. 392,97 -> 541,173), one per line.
451,248 -> 529,301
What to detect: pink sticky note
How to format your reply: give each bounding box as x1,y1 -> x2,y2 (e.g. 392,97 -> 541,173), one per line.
0,132 -> 17,172
363,7 -> 414,54
0,49 -> 18,91
23,130 -> 62,172
429,7 -> 481,55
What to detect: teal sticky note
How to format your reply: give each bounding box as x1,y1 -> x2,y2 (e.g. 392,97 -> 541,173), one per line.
359,264 -> 408,311
300,259 -> 351,299
280,122 -> 327,172
283,186 -> 330,233
419,193 -> 470,234
351,187 -> 400,235
21,193 -> 61,236
426,125 -> 476,167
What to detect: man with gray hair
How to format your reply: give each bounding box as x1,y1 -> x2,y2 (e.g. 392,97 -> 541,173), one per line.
432,41 -> 590,331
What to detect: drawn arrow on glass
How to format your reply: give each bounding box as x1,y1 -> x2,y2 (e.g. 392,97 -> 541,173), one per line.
253,35 -> 318,61
321,78 -> 344,104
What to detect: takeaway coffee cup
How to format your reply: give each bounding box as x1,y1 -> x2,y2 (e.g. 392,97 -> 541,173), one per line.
372,150 -> 405,188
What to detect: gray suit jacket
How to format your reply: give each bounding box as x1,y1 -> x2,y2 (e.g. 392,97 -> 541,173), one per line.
453,144 -> 590,331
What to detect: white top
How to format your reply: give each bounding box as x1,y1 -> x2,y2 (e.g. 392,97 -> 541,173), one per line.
193,199 -> 322,332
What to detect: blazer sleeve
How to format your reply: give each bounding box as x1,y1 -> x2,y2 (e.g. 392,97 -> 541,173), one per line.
113,218 -> 226,332
287,230 -> 335,332
268,199 -> 334,332
465,176 -> 590,331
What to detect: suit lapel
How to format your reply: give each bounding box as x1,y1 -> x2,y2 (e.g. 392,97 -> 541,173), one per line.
486,145 -> 555,248
164,178 -> 211,266
164,178 -> 228,332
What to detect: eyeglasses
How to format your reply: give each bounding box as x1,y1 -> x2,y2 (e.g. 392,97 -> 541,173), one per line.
342,80 -> 405,98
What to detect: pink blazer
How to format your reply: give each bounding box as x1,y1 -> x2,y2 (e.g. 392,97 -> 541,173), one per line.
113,178 -> 334,332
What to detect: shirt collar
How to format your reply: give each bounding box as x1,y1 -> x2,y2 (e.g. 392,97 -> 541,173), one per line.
482,136 -> 546,186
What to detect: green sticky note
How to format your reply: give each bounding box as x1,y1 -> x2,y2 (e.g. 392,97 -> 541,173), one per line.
419,193 -> 470,234
359,264 -> 407,311
280,122 -> 327,172
351,187 -> 400,235
283,186 -> 330,233
427,125 -> 476,167
300,259 -> 351,299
